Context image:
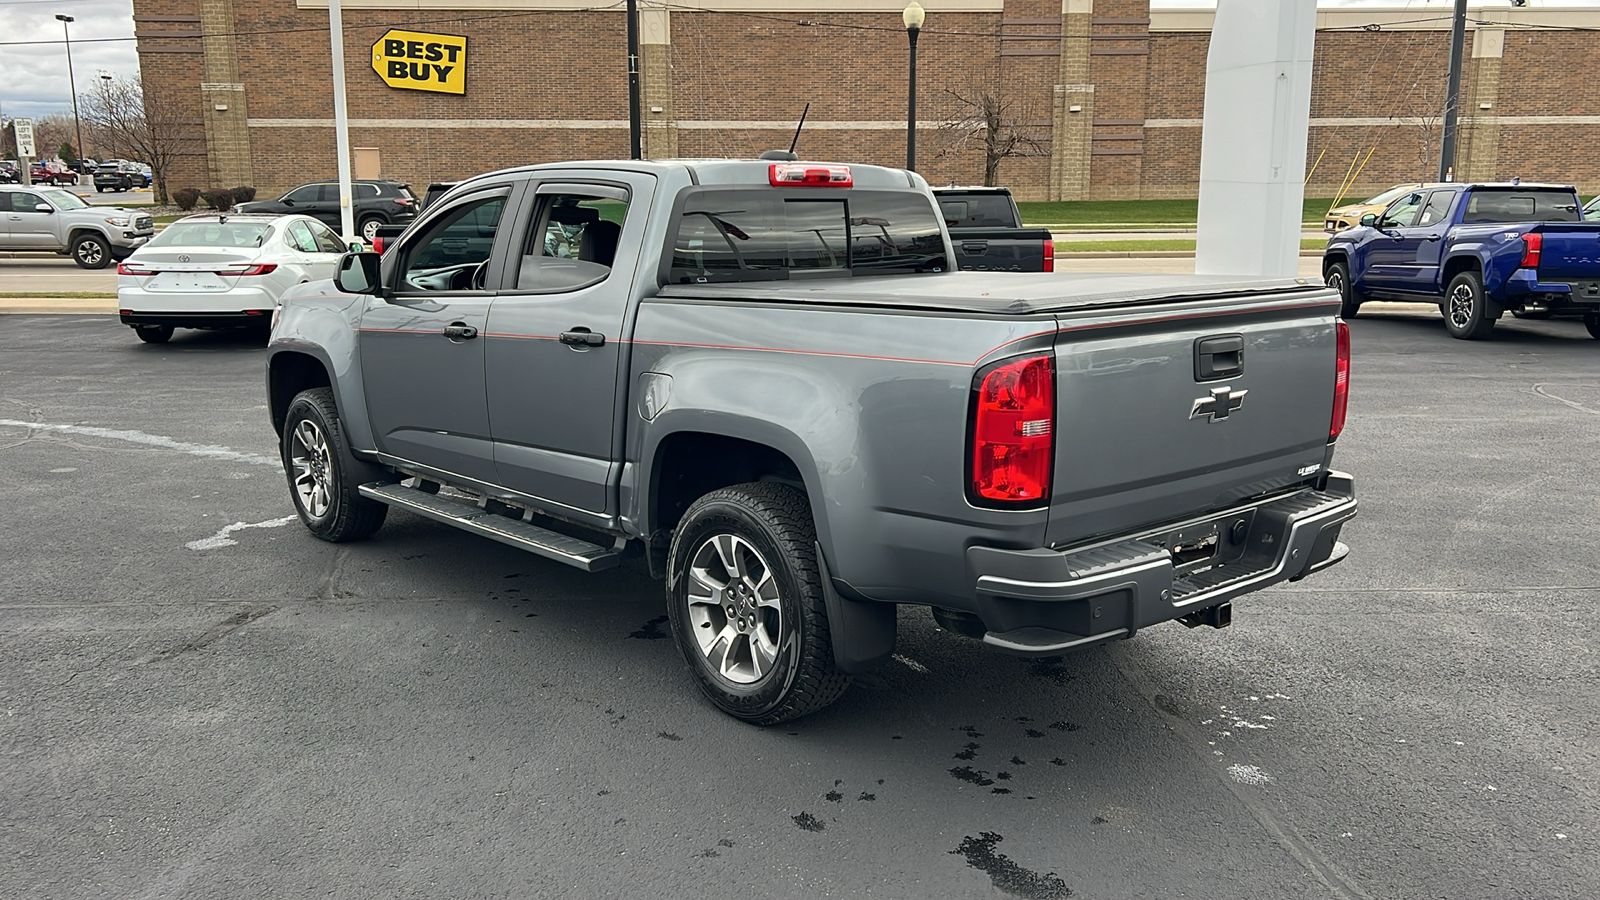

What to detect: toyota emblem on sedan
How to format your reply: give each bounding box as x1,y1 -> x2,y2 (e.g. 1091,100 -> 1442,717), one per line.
1190,386 -> 1248,422
178,254 -> 191,262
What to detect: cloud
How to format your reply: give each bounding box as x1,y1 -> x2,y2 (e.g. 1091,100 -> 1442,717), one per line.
0,1 -> 139,122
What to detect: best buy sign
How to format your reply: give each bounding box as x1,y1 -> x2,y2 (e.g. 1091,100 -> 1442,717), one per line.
372,29 -> 467,94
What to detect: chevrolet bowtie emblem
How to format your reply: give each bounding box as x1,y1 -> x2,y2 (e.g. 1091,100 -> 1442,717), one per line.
1190,386 -> 1248,422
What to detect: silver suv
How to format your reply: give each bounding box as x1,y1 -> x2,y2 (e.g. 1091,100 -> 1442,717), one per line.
0,185 -> 154,268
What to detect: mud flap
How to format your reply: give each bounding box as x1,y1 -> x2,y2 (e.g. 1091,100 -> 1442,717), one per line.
815,542 -> 896,674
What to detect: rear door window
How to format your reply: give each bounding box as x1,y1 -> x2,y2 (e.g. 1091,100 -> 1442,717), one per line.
669,190 -> 946,284
1461,189 -> 1582,223
516,187 -> 630,292
1416,191 -> 1455,228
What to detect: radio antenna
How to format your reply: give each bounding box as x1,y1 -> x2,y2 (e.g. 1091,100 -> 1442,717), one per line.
788,103 -> 811,154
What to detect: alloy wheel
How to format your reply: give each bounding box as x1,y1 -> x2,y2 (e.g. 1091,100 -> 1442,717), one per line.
76,241 -> 104,267
1448,284 -> 1475,329
289,419 -> 334,519
685,533 -> 784,684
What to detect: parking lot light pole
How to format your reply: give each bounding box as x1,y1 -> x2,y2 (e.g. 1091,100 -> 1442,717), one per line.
56,15 -> 85,168
98,71 -> 113,160
328,0 -> 356,242
903,2 -> 924,172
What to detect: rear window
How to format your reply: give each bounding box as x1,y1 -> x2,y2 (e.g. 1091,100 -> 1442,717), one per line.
937,193 -> 1018,228
148,221 -> 272,248
668,189 -> 946,284
1461,189 -> 1581,224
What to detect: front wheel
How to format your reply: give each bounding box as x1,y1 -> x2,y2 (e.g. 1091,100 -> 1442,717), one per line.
1325,261 -> 1363,318
1443,270 -> 1499,340
1585,315 -> 1600,340
281,387 -> 388,542
71,233 -> 111,269
666,483 -> 849,725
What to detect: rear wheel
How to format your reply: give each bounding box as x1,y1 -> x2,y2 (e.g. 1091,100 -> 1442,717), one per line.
1585,315 -> 1600,340
71,233 -> 111,269
666,483 -> 848,725
1443,270 -> 1498,340
133,324 -> 173,344
359,216 -> 384,243
1325,261 -> 1363,318
281,387 -> 389,542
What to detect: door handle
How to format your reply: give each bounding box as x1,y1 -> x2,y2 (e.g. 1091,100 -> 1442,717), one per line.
559,328 -> 606,348
442,322 -> 478,341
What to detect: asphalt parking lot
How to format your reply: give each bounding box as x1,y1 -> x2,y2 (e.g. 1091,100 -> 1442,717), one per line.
2,310 -> 1596,899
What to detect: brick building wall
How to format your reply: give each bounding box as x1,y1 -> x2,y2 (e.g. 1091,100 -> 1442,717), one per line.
133,1 -> 1600,203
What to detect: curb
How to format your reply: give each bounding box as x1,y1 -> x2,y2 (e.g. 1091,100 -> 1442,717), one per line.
0,297 -> 120,315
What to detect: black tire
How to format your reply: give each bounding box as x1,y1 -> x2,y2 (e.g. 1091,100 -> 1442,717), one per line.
1585,315 -> 1600,341
666,483 -> 849,725
70,233 -> 111,269
359,216 -> 384,243
96,186 -> 105,193
1325,261 -> 1363,318
133,324 -> 173,344
1442,270 -> 1499,340
280,387 -> 389,542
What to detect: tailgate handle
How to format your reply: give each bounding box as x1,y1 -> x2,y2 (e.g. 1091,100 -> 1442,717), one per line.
1195,334 -> 1244,381
962,241 -> 988,253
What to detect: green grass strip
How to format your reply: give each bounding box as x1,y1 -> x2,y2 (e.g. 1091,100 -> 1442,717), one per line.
1055,238 -> 1327,253
1019,197 -> 1338,226
0,292 -> 118,299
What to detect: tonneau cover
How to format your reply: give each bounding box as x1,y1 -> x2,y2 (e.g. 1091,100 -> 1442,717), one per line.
657,272 -> 1328,316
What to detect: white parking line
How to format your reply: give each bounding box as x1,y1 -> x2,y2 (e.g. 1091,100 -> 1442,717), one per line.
0,419 -> 278,466
186,515 -> 298,551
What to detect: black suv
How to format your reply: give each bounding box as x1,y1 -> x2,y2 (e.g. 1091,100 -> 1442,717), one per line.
235,179 -> 417,241
94,162 -> 137,192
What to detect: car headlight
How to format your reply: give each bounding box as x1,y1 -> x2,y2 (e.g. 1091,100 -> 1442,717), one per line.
104,216 -> 130,227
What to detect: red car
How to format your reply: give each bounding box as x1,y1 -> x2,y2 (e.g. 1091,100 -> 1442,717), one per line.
30,162 -> 79,185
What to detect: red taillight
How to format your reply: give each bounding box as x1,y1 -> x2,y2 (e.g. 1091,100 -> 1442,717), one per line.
372,237 -> 385,254
219,263 -> 278,276
1519,232 -> 1542,269
1330,320 -> 1350,440
970,354 -> 1055,505
395,197 -> 414,206
769,163 -> 852,187
1042,239 -> 1055,273
116,262 -> 155,276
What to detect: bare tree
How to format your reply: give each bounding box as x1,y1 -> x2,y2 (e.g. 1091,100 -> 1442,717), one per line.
933,78 -> 1051,187
79,75 -> 202,205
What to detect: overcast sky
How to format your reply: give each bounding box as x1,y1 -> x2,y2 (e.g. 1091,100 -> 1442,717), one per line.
0,0 -> 1583,123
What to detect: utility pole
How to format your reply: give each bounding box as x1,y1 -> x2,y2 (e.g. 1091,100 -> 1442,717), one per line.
1437,0 -> 1468,181
626,0 -> 642,159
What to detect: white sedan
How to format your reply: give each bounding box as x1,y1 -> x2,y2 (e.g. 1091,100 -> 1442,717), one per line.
117,213 -> 351,343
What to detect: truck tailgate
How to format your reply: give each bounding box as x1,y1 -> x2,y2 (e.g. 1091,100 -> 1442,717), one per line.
1530,223 -> 1600,283
1044,291 -> 1340,548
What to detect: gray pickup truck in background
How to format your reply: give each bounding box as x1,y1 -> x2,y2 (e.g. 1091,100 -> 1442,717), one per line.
933,186 -> 1057,272
266,157 -> 1357,724
0,184 -> 154,268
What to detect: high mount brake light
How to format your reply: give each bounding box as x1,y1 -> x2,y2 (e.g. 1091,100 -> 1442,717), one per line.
969,354 -> 1054,505
1331,321 -> 1350,440
1519,232 -> 1542,269
769,163 -> 852,187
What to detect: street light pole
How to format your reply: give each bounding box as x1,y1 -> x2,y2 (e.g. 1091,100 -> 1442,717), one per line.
328,0 -> 356,242
903,2 -> 924,172
626,0 -> 642,159
99,71 -> 113,160
1437,0 -> 1468,181
56,15 -> 85,166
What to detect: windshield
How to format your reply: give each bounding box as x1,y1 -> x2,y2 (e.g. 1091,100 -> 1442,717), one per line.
41,189 -> 89,210
148,220 -> 273,248
1361,185 -> 1421,206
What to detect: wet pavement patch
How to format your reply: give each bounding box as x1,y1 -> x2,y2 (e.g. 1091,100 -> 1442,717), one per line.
656,731 -> 682,741
628,615 -> 669,640
950,832 -> 1072,899
791,812 -> 825,832
949,766 -> 995,787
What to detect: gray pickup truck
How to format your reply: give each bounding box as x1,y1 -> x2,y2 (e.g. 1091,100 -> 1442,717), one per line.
266,157 -> 1356,724
0,184 -> 154,268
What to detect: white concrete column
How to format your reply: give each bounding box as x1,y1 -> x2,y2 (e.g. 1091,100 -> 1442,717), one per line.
1194,0 -> 1317,277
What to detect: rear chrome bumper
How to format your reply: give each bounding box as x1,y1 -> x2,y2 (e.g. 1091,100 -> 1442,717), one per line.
964,472 -> 1357,655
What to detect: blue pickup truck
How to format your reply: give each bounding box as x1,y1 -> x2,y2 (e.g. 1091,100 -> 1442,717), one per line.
1323,182 -> 1600,340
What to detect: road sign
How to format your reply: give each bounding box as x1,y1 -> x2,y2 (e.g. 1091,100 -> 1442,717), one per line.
371,30 -> 467,95
14,118 -> 36,158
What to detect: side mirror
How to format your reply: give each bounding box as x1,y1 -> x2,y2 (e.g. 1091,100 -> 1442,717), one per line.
35,203 -> 52,213
335,251 -> 383,296
282,198 -> 295,207
1359,214 -> 1378,228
